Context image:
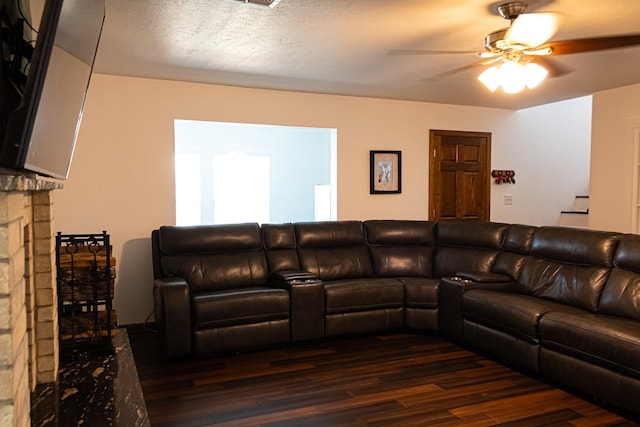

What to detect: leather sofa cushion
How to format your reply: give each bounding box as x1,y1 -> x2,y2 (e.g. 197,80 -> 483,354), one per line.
365,220 -> 435,277
364,220 -> 436,245
296,222 -> 373,280
599,269 -> 640,321
158,223 -> 263,255
502,224 -> 537,254
324,278 -> 403,314
157,223 -> 269,293
516,258 -> 610,312
492,224 -> 537,279
530,226 -> 619,268
601,234 -> 640,320
433,221 -> 507,278
434,247 -> 498,278
299,247 -> 373,280
161,252 -> 269,293
263,223 -> 297,249
540,311 -> 640,379
369,246 -> 433,278
436,220 -> 509,249
613,233 -> 640,272
192,287 -> 289,330
402,278 -> 440,309
462,289 -> 581,343
515,227 -> 620,312
262,223 -> 300,272
296,221 -> 366,248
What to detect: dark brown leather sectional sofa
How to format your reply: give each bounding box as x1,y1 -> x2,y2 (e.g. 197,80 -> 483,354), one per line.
151,220 -> 640,417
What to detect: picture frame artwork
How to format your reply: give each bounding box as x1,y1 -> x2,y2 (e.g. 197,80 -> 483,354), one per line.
370,150 -> 401,194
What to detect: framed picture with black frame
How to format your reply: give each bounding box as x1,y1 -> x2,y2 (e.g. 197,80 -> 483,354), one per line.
370,150 -> 401,194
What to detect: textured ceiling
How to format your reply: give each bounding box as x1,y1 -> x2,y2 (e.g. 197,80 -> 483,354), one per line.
93,0 -> 640,110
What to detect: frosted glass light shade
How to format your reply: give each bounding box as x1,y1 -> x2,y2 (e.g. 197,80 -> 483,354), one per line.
478,67 -> 501,92
477,60 -> 548,94
500,61 -> 526,94
523,62 -> 548,88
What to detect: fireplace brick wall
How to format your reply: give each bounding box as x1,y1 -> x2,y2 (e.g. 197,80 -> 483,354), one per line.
0,176 -> 61,427
32,190 -> 58,385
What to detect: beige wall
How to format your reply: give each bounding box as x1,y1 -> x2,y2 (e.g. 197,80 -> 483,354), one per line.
490,96 -> 592,226
590,82 -> 640,233
53,74 -> 591,324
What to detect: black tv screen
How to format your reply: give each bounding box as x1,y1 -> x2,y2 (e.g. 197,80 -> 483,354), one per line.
0,0 -> 104,179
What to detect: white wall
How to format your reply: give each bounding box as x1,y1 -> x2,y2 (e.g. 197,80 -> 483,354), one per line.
490,96 -> 592,226
53,74 -> 591,324
590,82 -> 640,233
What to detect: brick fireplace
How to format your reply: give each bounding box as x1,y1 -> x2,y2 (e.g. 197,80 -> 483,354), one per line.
0,175 -> 61,426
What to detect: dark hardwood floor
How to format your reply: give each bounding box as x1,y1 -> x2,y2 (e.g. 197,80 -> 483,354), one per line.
128,329 -> 640,426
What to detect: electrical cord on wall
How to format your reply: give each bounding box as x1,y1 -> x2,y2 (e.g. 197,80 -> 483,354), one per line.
16,0 -> 37,33
142,309 -> 156,333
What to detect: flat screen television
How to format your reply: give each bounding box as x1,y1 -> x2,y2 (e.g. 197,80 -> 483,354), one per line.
0,0 -> 104,179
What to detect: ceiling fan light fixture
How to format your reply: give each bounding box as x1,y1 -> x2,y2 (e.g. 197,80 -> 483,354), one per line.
485,29 -> 509,51
478,60 -> 548,94
497,1 -> 528,20
500,61 -> 526,93
523,62 -> 548,88
478,67 -> 501,92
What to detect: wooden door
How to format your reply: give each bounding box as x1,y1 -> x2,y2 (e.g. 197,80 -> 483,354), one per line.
429,130 -> 491,221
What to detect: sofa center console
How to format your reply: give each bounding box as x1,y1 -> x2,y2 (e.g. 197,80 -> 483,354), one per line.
270,270 -> 324,342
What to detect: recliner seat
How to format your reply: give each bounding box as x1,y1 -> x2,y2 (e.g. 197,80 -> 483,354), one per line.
295,221 -> 405,336
152,223 -> 290,357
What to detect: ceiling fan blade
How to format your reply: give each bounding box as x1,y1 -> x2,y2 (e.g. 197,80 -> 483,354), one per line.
543,34 -> 640,55
422,57 -> 499,82
506,12 -> 560,48
480,51 -> 501,59
388,49 -> 478,56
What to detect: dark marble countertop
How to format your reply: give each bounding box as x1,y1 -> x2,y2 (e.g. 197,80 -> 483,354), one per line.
31,329 -> 150,427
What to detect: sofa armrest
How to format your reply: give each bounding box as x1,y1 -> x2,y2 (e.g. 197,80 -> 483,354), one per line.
270,270 -> 318,282
455,271 -> 512,283
439,275 -> 514,340
153,277 -> 192,358
270,270 -> 324,342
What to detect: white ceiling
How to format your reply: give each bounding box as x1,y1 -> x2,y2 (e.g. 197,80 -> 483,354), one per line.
93,0 -> 640,110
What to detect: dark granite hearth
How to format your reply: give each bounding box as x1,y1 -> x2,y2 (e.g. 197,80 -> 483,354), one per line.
31,329 -> 150,426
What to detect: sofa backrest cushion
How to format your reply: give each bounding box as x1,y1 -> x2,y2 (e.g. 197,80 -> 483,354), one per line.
364,220 -> 436,277
434,221 -> 509,278
516,227 -> 620,311
492,224 -> 537,280
529,227 -> 620,267
262,223 -> 300,272
157,224 -> 268,293
295,221 -> 373,280
600,234 -> 640,320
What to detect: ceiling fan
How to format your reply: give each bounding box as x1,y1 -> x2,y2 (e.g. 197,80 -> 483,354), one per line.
391,1 -> 640,93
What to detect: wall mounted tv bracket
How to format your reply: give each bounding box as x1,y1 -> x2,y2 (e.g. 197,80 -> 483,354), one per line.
0,9 -> 34,92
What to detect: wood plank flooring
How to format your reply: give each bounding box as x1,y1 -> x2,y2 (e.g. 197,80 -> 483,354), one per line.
128,330 -> 640,426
